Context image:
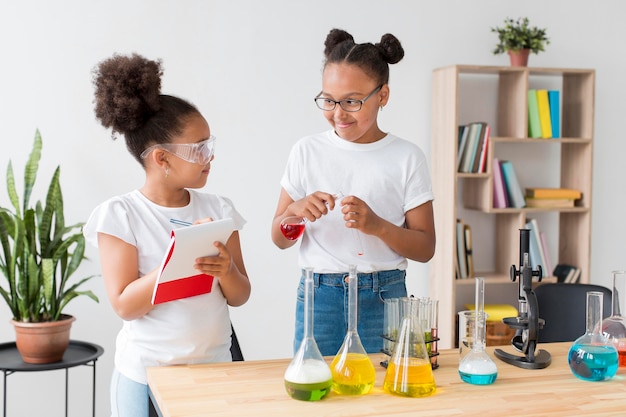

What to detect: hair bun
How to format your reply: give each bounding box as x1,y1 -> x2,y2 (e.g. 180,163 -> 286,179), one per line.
376,33 -> 404,65
324,28 -> 354,57
92,53 -> 163,135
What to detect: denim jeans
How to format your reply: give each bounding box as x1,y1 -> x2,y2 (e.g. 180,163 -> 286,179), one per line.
110,369 -> 149,417
293,269 -> 407,356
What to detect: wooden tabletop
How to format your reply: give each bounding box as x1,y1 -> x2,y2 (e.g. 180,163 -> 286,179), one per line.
147,342 -> 626,417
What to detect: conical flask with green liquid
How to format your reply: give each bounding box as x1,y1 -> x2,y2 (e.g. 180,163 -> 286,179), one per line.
284,268 -> 332,401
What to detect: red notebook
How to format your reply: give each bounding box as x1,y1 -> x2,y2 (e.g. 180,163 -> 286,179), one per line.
151,218 -> 234,305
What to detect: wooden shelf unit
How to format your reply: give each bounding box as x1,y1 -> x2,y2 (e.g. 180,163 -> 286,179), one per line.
429,65 -> 595,348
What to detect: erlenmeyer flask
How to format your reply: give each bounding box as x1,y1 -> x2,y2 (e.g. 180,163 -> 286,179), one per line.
458,277 -> 498,385
330,264 -> 376,395
383,297 -> 436,397
284,267 -> 332,401
568,291 -> 618,381
602,270 -> 626,367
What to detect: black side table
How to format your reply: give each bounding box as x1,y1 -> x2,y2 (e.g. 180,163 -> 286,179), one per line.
0,340 -> 104,417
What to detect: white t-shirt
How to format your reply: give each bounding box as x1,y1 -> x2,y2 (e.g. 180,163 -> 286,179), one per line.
280,130 -> 433,273
83,189 -> 246,384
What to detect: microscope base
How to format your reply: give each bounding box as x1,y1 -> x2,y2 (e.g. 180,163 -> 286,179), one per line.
494,348 -> 551,369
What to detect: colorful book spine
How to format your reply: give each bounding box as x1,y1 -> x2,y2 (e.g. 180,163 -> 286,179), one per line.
548,90 -> 560,138
477,125 -> 490,173
540,231 -> 553,277
456,219 -> 468,279
525,188 -> 582,199
527,90 -> 542,138
526,218 -> 547,277
460,123 -> 480,173
500,160 -> 526,208
466,122 -> 485,173
492,158 -> 508,208
536,89 -> 553,139
457,125 -> 469,171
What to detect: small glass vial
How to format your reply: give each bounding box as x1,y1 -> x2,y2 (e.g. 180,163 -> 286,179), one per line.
602,270 -> 626,368
330,265 -> 376,395
568,291 -> 618,381
284,268 -> 332,401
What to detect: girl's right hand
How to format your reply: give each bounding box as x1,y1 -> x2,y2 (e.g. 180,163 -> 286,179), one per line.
288,191 -> 337,222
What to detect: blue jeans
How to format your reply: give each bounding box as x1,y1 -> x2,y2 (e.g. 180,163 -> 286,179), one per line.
293,269 -> 407,356
110,369 -> 149,417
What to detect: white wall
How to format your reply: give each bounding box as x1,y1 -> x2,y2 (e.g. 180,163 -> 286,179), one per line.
1,1 -> 624,415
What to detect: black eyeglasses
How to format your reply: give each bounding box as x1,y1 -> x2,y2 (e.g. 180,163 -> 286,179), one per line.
314,85 -> 382,112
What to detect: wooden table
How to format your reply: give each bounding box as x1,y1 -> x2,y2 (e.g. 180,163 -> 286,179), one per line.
147,342 -> 626,417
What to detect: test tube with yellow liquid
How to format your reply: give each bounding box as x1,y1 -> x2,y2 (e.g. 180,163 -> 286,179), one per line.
330,265 -> 376,395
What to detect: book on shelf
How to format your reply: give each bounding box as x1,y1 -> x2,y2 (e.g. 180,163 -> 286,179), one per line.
568,267 -> 582,283
553,264 -> 581,284
536,89 -> 553,139
525,218 -> 547,278
500,160 -> 526,208
457,125 -> 470,171
527,89 -> 542,138
456,219 -> 468,279
548,90 -> 560,138
457,123 -> 477,172
539,231 -> 553,276
459,122 -> 487,173
464,223 -> 474,278
471,122 -> 488,173
477,125 -> 490,173
525,197 -> 575,208
525,187 -> 582,200
492,158 -> 509,208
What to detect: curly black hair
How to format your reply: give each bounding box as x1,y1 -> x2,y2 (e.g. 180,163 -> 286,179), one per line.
323,28 -> 404,85
92,53 -> 200,164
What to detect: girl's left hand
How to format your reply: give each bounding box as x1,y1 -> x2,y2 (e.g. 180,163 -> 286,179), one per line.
194,241 -> 233,278
339,195 -> 382,236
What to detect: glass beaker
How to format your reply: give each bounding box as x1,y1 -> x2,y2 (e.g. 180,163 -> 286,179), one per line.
458,277 -> 498,385
330,265 -> 376,395
568,291 -> 618,381
602,270 -> 626,368
284,268 -> 332,401
383,297 -> 436,397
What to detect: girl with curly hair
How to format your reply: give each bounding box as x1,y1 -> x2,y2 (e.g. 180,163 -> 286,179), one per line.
84,53 -> 250,417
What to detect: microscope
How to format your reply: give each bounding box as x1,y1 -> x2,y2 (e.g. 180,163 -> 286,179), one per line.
494,229 -> 551,369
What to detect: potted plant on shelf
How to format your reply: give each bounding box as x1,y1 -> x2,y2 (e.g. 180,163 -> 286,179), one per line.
0,130 -> 99,364
491,17 -> 550,67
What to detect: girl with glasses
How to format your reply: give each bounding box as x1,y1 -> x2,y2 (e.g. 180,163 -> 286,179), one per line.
84,53 -> 251,417
272,28 -> 435,356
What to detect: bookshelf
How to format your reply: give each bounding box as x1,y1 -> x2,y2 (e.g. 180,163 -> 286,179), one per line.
429,65 -> 594,348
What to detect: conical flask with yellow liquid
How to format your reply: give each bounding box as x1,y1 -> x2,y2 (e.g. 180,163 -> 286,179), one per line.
330,265 -> 376,395
284,268 -> 332,401
383,297 -> 436,397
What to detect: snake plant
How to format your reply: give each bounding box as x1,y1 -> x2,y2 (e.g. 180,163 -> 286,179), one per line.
0,130 -> 98,322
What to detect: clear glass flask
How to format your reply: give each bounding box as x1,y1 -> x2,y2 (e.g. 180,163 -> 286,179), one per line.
458,277 -> 498,385
602,270 -> 626,368
383,297 -> 436,397
568,291 -> 618,381
284,268 -> 332,401
330,265 -> 376,395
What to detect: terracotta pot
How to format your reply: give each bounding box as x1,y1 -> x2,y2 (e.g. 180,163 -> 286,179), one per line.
11,314 -> 76,364
508,49 -> 530,67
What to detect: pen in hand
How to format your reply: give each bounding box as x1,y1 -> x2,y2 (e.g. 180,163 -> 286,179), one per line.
170,218 -> 193,227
